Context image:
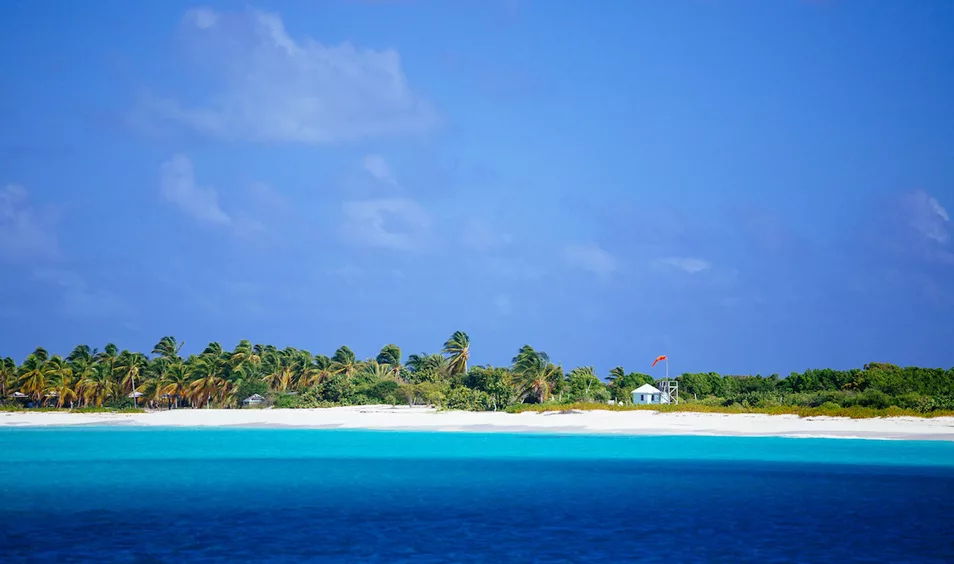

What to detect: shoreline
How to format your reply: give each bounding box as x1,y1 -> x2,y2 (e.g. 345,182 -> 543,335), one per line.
3,406 -> 954,441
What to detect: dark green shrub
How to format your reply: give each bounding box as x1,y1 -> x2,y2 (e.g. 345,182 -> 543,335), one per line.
444,387 -> 491,411
848,390 -> 892,409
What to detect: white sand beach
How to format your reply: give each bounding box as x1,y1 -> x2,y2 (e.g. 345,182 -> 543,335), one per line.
3,406 -> 954,440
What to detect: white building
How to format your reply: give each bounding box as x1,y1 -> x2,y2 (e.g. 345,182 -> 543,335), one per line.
631,383 -> 671,405
242,393 -> 266,407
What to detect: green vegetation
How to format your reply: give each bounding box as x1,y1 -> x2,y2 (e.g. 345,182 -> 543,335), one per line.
2,334 -> 953,418
505,402 -> 954,419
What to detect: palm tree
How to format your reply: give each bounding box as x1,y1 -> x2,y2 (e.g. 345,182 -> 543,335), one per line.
1,357 -> 16,401
511,345 -> 563,403
405,352 -> 449,383
189,354 -> 226,408
376,344 -> 404,380
67,344 -> 98,365
359,359 -> 391,383
608,366 -> 625,383
331,346 -> 361,380
406,353 -> 428,373
159,362 -> 190,408
313,354 -> 334,384
442,331 -> 470,376
79,363 -> 114,407
114,350 -> 148,402
152,336 -> 184,362
290,350 -> 320,389
18,351 -> 56,403
48,365 -> 78,408
262,349 -> 294,393
230,339 -> 261,369
95,343 -> 119,401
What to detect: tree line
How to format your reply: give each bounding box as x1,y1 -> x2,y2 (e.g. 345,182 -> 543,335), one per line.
2,332 -> 953,413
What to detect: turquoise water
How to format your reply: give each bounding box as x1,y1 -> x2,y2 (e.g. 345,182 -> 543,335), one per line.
1,428 -> 953,562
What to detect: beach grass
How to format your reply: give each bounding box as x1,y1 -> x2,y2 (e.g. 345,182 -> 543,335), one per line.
0,405 -> 145,414
504,402 -> 954,419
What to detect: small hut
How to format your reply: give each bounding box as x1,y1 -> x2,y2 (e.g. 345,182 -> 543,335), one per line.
242,394 -> 266,407
632,383 -> 669,405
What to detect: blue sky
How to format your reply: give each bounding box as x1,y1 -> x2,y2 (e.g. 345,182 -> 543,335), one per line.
1,0 -> 953,376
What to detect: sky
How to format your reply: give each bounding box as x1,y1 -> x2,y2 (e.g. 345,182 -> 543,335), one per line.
1,0 -> 953,377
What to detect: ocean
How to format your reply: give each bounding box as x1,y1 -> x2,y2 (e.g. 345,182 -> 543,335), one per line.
1,428 -> 953,563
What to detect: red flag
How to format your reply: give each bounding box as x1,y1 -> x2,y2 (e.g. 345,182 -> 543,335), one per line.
652,355 -> 667,367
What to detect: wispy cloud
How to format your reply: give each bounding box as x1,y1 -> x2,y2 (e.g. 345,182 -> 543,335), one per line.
0,184 -> 59,261
341,197 -> 432,251
363,154 -> 398,186
873,189 -> 954,268
138,7 -> 439,144
564,243 -> 617,278
159,154 -> 231,225
654,257 -> 712,274
902,189 -> 949,244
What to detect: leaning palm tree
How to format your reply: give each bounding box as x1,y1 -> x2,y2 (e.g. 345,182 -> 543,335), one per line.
189,354 -> 226,408
608,366 -> 625,383
230,339 -> 261,369
511,345 -> 563,403
331,346 -> 362,380
289,350 -> 320,389
114,350 -> 148,401
48,368 -> 78,408
67,344 -> 98,365
263,359 -> 295,393
152,336 -> 184,362
1,357 -> 16,401
159,362 -> 190,408
376,344 -> 404,381
79,363 -> 114,407
405,353 -> 428,374
95,343 -> 119,401
18,351 -> 56,403
442,331 -> 470,376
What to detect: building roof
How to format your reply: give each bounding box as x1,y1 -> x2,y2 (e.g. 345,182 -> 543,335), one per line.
244,394 -> 266,401
632,384 -> 662,394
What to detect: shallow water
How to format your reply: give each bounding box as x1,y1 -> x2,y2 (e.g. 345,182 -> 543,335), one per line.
1,428 -> 953,562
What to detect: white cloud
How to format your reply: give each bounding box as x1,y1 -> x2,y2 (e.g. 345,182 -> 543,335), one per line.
0,184 -> 59,260
655,257 -> 711,274
144,8 -> 440,144
564,243 -> 617,278
363,154 -> 398,186
190,7 -> 218,29
341,197 -> 431,251
159,154 -> 231,225
902,189 -> 949,244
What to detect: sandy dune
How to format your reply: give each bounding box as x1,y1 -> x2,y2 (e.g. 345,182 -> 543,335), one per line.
3,406 -> 954,440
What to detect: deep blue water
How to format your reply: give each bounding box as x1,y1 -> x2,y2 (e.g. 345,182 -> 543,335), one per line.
1,428 -> 953,563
